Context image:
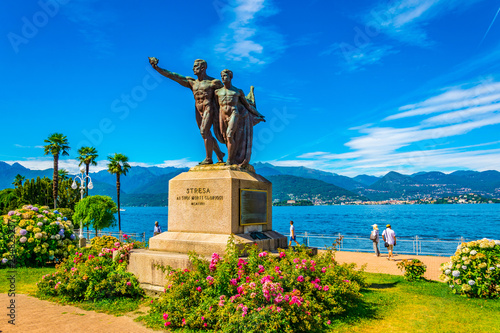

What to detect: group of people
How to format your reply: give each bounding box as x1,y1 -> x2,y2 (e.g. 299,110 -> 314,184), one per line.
370,224 -> 397,260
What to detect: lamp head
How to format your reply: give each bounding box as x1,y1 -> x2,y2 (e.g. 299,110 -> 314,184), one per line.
80,166 -> 86,174
71,181 -> 77,190
88,182 -> 93,190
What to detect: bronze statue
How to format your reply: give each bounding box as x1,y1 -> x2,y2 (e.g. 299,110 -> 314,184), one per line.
215,69 -> 265,166
149,57 -> 225,165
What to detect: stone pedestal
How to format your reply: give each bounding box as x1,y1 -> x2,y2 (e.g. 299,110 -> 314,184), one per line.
128,164 -> 287,289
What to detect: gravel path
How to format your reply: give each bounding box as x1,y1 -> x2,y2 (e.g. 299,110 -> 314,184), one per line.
0,294 -> 159,333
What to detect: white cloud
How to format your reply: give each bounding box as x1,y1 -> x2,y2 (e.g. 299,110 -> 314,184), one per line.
129,159 -> 197,169
324,43 -> 397,72
278,77 -> 500,176
189,0 -> 284,68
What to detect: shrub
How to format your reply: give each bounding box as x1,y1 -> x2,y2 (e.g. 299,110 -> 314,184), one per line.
0,205 -> 78,267
146,239 -> 366,332
91,235 -> 120,251
36,241 -> 144,301
440,238 -> 500,299
396,259 -> 426,281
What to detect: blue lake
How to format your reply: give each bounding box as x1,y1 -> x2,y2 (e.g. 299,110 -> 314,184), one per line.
103,205 -> 500,245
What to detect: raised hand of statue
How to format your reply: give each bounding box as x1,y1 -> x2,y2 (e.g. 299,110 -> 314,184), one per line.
148,57 -> 159,67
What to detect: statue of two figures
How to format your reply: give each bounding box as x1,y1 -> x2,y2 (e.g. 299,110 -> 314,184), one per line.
149,57 -> 265,167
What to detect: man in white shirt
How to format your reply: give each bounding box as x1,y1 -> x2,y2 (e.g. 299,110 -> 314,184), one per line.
154,221 -> 162,236
288,220 -> 299,247
382,224 -> 396,260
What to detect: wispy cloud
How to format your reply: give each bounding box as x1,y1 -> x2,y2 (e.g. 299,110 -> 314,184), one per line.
187,0 -> 284,69
129,159 -> 197,169
324,43 -> 397,72
61,0 -> 115,56
14,144 -> 44,149
386,79 -> 500,120
277,77 -> 500,176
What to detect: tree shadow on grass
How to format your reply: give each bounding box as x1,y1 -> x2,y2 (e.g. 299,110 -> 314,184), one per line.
369,281 -> 399,289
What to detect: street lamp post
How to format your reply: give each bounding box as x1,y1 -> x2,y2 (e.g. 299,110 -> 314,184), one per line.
72,166 -> 93,247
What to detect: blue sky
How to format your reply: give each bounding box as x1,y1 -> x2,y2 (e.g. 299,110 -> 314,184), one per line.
1,0 -> 500,176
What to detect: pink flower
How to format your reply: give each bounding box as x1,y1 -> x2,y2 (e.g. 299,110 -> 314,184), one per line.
201,316 -> 205,321
293,258 -> 299,263
310,266 -> 315,272
323,285 -> 329,291
302,259 -> 307,264
182,318 -> 186,326
321,267 -> 327,273
327,320 -> 331,325
343,279 -> 350,283
297,275 -> 304,282
164,322 -> 171,326
204,323 -> 208,327
279,252 -> 286,258
258,251 -> 268,257
196,286 -> 202,292
126,281 -> 132,286
163,313 -> 169,320
230,279 -> 238,286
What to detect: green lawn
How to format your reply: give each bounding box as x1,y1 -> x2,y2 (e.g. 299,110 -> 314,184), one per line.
2,267 -> 499,332
330,273 -> 500,333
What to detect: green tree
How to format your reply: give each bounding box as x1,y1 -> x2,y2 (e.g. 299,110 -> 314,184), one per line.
77,146 -> 99,197
107,153 -> 130,232
0,189 -> 18,215
73,195 -> 117,236
58,168 -> 70,181
12,174 -> 26,187
44,133 -> 70,209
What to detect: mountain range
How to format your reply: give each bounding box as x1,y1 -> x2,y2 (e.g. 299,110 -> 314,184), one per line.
1,161 -> 499,205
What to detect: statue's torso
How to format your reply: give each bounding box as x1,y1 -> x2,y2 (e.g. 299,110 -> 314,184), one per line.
217,87 -> 240,120
192,80 -> 216,111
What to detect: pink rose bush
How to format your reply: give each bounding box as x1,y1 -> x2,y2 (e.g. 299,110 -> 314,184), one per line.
36,239 -> 144,301
1,205 -> 77,267
145,237 -> 366,332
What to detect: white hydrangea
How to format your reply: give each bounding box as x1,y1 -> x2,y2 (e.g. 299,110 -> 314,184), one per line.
445,269 -> 451,275
462,265 -> 467,270
470,250 -> 477,255
452,270 -> 460,277
468,280 -> 475,286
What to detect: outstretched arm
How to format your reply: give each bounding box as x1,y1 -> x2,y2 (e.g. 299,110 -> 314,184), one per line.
239,90 -> 265,119
149,58 -> 192,89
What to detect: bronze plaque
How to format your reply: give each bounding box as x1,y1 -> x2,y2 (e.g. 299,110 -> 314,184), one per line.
240,189 -> 268,225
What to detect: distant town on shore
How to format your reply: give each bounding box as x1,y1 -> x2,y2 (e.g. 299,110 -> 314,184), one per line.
1,161 -> 499,207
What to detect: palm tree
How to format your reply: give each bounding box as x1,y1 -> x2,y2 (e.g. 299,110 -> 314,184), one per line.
44,133 -> 70,209
107,153 -> 130,232
58,169 -> 70,181
12,174 -> 26,188
77,146 -> 99,197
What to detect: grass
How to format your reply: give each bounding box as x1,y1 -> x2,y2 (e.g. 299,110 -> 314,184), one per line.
0,265 -> 56,294
2,267 -> 499,332
329,273 -> 500,333
0,266 -> 148,317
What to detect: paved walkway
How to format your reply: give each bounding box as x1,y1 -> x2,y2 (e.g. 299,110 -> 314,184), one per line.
333,250 -> 449,281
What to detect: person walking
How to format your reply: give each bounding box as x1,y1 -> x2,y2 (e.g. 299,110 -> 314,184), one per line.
288,220 -> 299,247
370,224 -> 380,257
153,221 -> 162,236
382,224 -> 397,260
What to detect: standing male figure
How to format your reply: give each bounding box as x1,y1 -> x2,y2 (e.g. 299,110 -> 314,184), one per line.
215,69 -> 265,165
382,224 -> 397,260
289,220 -> 299,247
149,57 -> 225,165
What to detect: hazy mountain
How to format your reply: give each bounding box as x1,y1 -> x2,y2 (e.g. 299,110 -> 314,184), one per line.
353,174 -> 380,186
268,175 -> 367,203
254,162 -> 365,191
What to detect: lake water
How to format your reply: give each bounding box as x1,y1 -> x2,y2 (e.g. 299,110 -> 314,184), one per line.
100,205 -> 499,255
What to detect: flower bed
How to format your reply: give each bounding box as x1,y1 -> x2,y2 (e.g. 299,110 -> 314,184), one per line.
440,238 -> 500,298
1,205 -> 78,267
145,239 -> 366,332
36,240 -> 144,301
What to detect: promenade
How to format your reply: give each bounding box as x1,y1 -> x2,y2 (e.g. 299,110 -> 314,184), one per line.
333,250 -> 449,281
0,251 -> 450,333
